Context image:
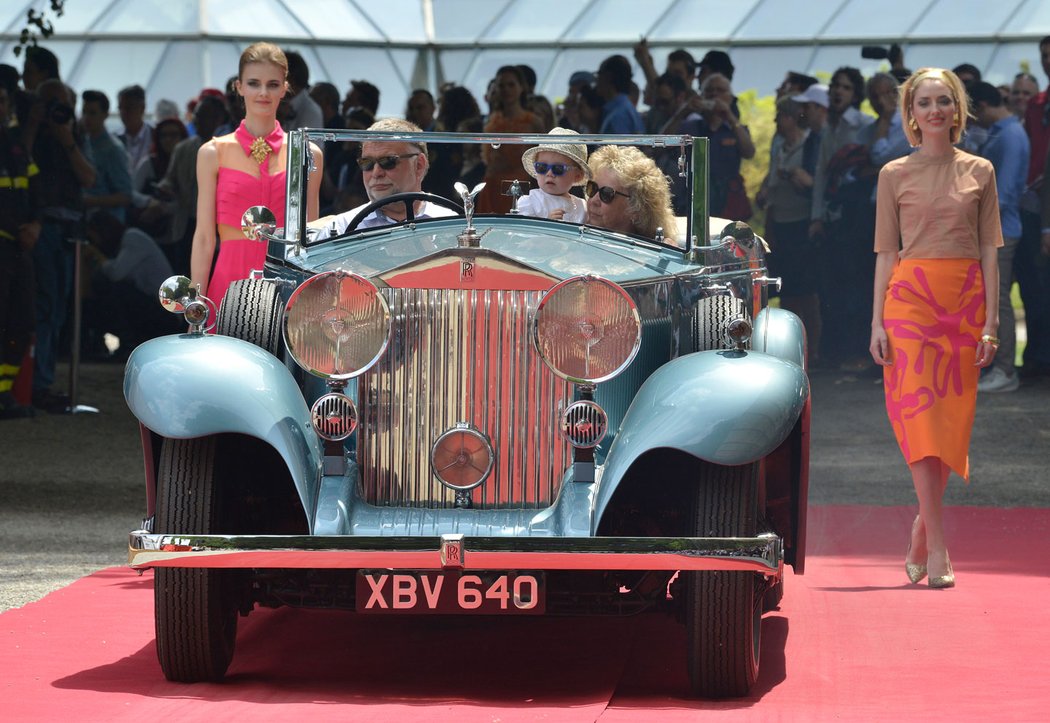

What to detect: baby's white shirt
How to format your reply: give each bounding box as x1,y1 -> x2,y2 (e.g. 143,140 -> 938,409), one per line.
515,189 -> 587,223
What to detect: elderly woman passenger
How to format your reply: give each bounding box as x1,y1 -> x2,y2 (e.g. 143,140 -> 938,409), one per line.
586,145 -> 677,241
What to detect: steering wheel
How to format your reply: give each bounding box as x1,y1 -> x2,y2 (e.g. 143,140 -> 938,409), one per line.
343,192 -> 464,234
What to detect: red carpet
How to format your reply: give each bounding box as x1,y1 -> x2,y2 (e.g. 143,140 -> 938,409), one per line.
3,506 -> 1048,722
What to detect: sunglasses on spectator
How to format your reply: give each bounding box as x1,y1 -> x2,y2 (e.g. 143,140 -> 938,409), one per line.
534,161 -> 570,176
357,153 -> 419,172
584,180 -> 631,204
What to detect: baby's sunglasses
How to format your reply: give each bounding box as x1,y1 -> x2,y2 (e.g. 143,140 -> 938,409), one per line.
357,153 -> 419,172
534,161 -> 570,176
584,180 -> 631,204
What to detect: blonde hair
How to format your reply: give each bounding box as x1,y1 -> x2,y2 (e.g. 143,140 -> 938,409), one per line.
588,145 -> 677,240
239,42 -> 288,80
899,67 -> 969,146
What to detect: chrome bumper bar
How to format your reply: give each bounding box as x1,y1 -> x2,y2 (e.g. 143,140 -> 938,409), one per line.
128,532 -> 782,577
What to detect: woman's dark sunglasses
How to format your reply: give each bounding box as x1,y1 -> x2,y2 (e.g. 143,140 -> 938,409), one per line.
357,153 -> 419,172
584,180 -> 631,204
534,161 -> 569,176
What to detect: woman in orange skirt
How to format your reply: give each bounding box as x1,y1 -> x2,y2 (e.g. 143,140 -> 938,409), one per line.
870,68 -> 1002,589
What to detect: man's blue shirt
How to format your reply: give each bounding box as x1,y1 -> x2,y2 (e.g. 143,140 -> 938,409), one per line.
600,94 -> 644,134
981,114 -> 1029,239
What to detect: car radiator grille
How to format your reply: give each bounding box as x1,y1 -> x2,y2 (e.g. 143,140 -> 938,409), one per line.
357,288 -> 574,509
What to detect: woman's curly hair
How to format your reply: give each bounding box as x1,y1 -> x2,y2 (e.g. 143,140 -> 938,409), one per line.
588,145 -> 677,240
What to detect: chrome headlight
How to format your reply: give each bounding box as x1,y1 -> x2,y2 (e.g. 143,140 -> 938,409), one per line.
532,275 -> 642,385
284,271 -> 391,380
431,423 -> 494,492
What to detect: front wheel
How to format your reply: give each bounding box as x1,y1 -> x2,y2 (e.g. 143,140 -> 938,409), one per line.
685,461 -> 762,698
153,437 -> 239,682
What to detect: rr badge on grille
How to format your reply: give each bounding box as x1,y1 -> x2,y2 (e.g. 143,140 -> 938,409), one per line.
460,257 -> 475,283
440,534 -> 465,568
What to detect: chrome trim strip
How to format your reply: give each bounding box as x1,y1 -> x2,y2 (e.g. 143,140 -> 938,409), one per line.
128,531 -> 782,576
301,129 -> 693,149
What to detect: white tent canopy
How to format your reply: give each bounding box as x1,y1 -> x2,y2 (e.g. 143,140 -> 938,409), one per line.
3,0 -> 1050,119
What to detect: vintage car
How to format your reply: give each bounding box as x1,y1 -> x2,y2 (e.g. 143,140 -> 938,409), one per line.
124,128 -> 810,698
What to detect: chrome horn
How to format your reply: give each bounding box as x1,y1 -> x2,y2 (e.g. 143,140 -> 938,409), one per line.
158,275 -> 214,334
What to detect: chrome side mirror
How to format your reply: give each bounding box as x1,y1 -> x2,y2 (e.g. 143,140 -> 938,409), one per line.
719,220 -> 771,255
158,275 -> 213,333
241,205 -> 278,242
719,220 -> 756,249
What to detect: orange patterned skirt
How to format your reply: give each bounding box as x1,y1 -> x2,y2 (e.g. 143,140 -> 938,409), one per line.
882,258 -> 985,481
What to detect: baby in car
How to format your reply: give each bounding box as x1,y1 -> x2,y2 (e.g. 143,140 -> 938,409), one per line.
517,127 -> 590,222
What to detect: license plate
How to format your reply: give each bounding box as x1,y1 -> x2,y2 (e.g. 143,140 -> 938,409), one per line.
356,571 -> 545,614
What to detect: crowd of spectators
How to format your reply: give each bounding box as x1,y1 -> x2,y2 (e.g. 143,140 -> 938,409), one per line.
3,37 -> 1049,418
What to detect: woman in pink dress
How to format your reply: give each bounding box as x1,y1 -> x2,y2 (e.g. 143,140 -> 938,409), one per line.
190,42 -> 322,303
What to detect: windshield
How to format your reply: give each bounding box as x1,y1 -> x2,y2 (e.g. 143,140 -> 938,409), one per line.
282,130 -> 705,252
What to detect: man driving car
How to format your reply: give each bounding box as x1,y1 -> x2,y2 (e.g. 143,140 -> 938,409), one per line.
316,118 -> 456,237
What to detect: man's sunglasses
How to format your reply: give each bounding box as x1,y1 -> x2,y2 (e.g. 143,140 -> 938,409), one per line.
584,180 -> 631,204
356,153 -> 419,172
534,161 -> 570,176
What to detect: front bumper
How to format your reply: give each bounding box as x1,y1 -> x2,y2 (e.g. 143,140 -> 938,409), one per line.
128,532 -> 783,578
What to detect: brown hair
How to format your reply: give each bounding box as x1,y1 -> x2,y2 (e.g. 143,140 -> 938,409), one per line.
238,42 -> 288,80
899,67 -> 969,146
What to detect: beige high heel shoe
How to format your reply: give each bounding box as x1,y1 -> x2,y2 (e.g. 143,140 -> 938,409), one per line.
905,516 -> 927,584
928,555 -> 955,589
905,554 -> 927,584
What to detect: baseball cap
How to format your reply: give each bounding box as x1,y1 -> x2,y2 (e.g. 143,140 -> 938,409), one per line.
791,83 -> 829,108
569,70 -> 595,87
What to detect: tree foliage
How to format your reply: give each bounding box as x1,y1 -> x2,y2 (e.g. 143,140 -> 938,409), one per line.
14,1 -> 66,57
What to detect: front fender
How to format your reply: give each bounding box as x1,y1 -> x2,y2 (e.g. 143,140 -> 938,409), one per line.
754,306 -> 806,368
124,334 -> 323,524
594,350 -> 808,526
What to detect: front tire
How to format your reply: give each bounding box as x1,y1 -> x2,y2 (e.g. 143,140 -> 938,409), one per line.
153,437 -> 238,682
685,461 -> 762,698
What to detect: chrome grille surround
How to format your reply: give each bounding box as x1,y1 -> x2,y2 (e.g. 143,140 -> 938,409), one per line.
357,288 -> 574,509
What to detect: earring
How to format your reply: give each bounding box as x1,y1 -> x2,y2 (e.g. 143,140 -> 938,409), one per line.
908,117 -> 918,131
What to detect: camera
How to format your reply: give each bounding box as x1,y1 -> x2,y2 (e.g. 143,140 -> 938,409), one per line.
861,43 -> 903,65
46,99 -> 74,125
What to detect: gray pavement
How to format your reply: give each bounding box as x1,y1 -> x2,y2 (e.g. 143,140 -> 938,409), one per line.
2,360 -> 1048,612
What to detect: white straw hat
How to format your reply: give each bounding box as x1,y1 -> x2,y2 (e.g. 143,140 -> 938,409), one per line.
521,127 -> 591,186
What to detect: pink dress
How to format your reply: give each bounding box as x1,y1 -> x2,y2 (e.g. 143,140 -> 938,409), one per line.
207,121 -> 287,303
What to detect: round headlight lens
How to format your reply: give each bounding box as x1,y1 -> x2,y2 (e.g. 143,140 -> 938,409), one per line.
532,275 -> 642,385
284,271 -> 391,380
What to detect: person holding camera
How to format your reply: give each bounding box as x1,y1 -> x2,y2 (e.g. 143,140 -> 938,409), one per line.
21,77 -> 96,412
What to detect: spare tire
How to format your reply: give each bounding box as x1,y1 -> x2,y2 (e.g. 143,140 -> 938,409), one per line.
216,278 -> 284,355
692,295 -> 747,352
